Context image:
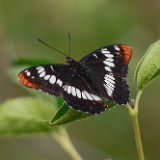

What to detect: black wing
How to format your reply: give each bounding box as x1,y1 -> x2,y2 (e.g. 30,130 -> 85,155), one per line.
18,44 -> 132,114
18,64 -> 72,96
80,44 -> 132,104
62,71 -> 107,114
18,64 -> 107,114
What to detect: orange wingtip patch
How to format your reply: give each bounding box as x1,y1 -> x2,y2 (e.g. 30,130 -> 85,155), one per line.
119,45 -> 132,65
18,72 -> 41,89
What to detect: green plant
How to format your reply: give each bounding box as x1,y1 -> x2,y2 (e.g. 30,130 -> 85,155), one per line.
1,40 -> 160,160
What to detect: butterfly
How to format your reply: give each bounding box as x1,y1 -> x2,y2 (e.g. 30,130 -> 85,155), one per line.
18,44 -> 132,115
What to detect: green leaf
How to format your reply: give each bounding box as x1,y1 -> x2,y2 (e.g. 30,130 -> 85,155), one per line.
50,103 -> 90,125
11,58 -> 54,66
50,100 -> 116,125
0,97 -> 57,136
134,40 -> 160,90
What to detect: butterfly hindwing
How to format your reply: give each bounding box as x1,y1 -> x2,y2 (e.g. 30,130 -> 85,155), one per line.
62,72 -> 107,114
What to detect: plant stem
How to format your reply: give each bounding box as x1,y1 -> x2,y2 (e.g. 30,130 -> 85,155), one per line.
127,90 -> 144,160
52,127 -> 83,160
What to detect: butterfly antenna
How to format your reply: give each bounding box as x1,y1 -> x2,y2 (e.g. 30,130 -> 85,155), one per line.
68,32 -> 71,57
37,38 -> 68,57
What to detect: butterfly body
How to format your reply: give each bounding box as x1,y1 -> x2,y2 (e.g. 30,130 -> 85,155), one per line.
18,44 -> 132,114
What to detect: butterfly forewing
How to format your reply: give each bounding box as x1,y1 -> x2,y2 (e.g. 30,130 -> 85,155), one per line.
80,44 -> 131,77
80,44 -> 132,105
18,64 -> 73,96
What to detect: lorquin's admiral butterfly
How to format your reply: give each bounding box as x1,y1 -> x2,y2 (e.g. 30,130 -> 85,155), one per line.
18,44 -> 132,115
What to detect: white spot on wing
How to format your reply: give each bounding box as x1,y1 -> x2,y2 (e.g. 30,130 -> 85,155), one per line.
71,86 -> 76,97
56,79 -> 63,87
105,74 -> 115,81
37,67 -> 44,74
25,70 -> 28,73
102,48 -> 107,51
83,90 -> 93,100
101,49 -> 110,54
104,74 -> 115,96
104,75 -> 115,88
49,75 -> 56,84
39,71 -> 46,77
114,45 -> 120,51
63,85 -> 68,92
104,79 -> 115,88
36,66 -> 43,70
104,53 -> 114,58
26,71 -> 31,76
93,54 -> 98,59
106,83 -> 114,91
82,91 -> 87,99
91,94 -> 101,101
76,88 -> 81,98
50,65 -> 54,72
105,66 -> 112,72
104,84 -> 114,96
106,58 -> 114,62
67,86 -> 72,94
103,61 -> 115,67
44,75 -> 50,80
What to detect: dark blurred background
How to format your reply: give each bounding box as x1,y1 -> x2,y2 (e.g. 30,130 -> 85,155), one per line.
0,0 -> 160,159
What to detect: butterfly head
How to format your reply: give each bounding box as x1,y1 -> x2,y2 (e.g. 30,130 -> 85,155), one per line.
66,57 -> 73,64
